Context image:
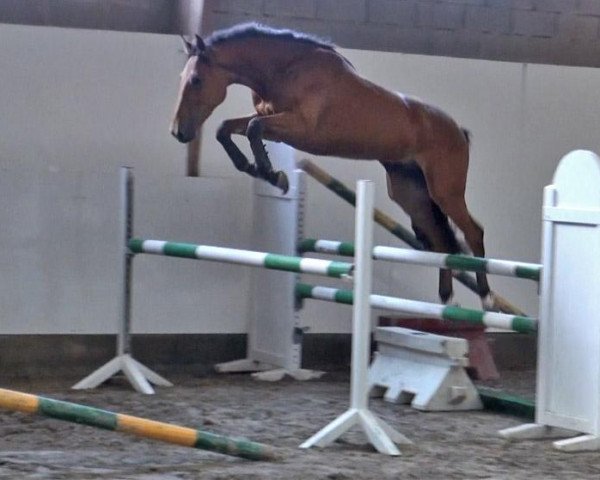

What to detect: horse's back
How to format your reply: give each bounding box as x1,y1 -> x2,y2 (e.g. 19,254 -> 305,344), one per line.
265,44 -> 467,163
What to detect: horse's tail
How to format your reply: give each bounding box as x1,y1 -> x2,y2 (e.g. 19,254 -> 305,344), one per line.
461,128 -> 471,145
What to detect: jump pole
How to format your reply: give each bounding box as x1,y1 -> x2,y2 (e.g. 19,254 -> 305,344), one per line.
295,283 -> 537,334
300,180 -> 411,455
73,167 -> 173,395
0,388 -> 277,461
299,239 -> 542,282
298,159 -> 527,316
126,239 -> 352,278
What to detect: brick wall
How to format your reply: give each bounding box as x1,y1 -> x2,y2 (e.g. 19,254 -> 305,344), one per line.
203,0 -> 600,67
0,0 -> 203,35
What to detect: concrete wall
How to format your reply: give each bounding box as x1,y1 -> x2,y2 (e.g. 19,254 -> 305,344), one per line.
204,0 -> 600,67
0,23 -> 254,334
0,0 -> 204,35
3,1 -> 600,67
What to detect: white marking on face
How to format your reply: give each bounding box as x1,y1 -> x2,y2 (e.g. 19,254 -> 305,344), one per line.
181,57 -> 196,84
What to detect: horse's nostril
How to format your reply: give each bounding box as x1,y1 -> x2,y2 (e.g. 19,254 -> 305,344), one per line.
172,130 -> 185,142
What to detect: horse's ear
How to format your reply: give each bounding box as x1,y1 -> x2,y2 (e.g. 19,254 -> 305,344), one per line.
181,35 -> 194,55
195,34 -> 206,53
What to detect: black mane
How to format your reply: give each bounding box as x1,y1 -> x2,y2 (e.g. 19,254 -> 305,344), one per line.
205,22 -> 335,50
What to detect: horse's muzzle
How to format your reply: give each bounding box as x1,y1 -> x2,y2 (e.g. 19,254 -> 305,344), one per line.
170,118 -> 195,143
171,129 -> 192,143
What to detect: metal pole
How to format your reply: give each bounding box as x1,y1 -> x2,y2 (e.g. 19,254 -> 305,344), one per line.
350,180 -> 375,410
117,167 -> 133,356
73,167 -> 172,393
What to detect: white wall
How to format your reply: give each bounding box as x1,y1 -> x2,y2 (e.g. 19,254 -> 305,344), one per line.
0,24 -> 254,334
2,23 -> 600,335
0,24 -> 182,176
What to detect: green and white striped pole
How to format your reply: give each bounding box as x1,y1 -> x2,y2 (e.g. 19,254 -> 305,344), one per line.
299,239 -> 542,282
0,388 -> 277,461
296,283 -> 537,334
129,239 -> 353,279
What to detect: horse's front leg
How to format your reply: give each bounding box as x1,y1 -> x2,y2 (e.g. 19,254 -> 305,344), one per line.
246,114 -> 300,193
216,115 -> 260,178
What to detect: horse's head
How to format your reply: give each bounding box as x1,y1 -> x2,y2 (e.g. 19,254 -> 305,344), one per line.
170,35 -> 228,143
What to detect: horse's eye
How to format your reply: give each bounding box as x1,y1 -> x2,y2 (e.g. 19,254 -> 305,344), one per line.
190,76 -> 202,87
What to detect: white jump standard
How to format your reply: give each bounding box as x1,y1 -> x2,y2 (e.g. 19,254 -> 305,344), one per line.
300,181 -> 412,455
73,167 -> 172,395
500,150 -> 600,451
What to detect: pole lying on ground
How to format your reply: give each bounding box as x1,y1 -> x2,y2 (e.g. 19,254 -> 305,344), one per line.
298,158 -> 528,316
0,388 -> 277,461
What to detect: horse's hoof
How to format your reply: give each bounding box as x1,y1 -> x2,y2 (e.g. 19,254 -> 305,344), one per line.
275,171 -> 289,194
446,300 -> 462,308
481,293 -> 496,311
245,163 -> 259,177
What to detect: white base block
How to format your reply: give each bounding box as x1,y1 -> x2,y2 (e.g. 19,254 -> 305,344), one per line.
555,434 -> 600,452
499,423 -> 600,452
214,358 -> 276,373
299,407 -> 412,455
72,354 -> 173,395
215,359 -> 324,381
369,327 -> 482,411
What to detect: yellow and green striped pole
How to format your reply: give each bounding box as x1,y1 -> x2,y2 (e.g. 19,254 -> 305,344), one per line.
0,388 -> 277,461
298,159 -> 528,316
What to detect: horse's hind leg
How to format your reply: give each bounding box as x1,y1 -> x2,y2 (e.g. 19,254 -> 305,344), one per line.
419,151 -> 493,308
444,202 -> 492,308
383,162 -> 462,304
412,225 -> 455,304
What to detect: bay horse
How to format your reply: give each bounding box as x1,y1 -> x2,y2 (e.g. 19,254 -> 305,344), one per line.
170,23 -> 493,309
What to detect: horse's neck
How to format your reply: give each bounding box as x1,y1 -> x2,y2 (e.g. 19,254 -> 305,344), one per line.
215,40 -> 305,93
